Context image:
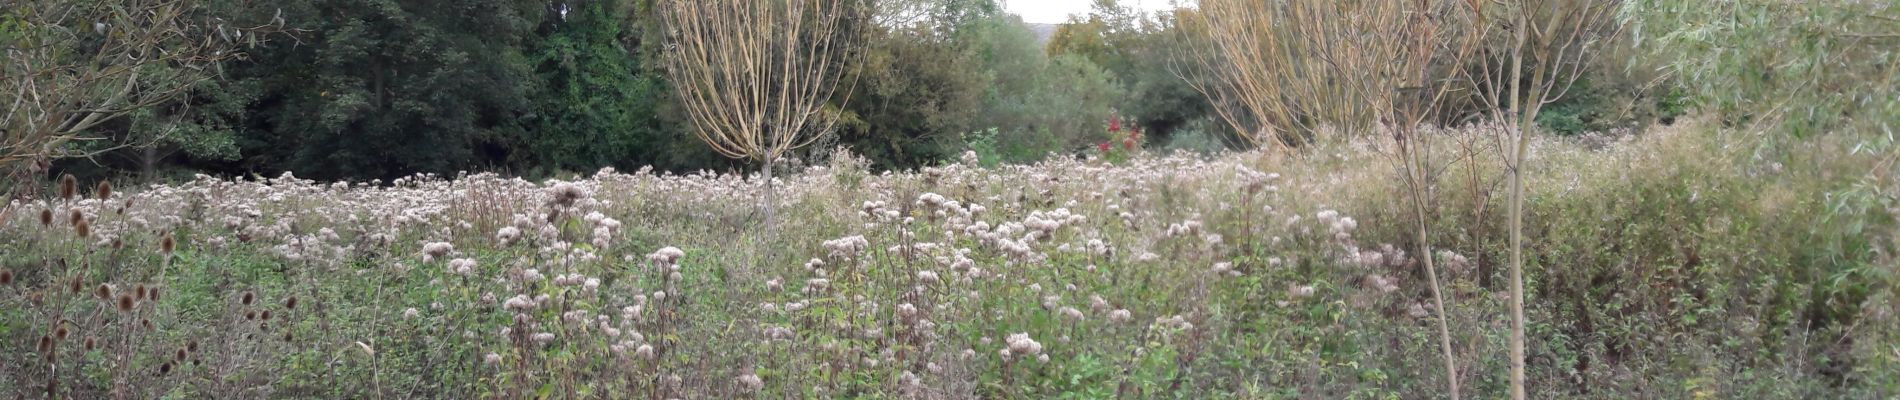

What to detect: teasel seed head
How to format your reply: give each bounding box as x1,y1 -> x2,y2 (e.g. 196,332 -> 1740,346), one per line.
147,286 -> 162,302
0,269 -> 12,285
159,234 -> 175,255
74,219 -> 90,239
260,309 -> 272,321
283,296 -> 298,310
95,283 -> 112,300
135,284 -> 148,301
158,362 -> 172,375
94,181 -> 111,201
116,293 -> 135,312
38,208 -> 52,227
57,174 -> 77,201
174,348 -> 187,361
67,209 -> 82,226
67,276 -> 82,294
36,335 -> 52,353
84,336 -> 97,351
240,291 -> 255,306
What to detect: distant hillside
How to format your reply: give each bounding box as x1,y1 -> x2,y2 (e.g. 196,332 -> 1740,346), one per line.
1027,23 -> 1060,45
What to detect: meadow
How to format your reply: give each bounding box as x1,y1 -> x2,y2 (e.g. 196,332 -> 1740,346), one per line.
2,119 -> 1894,399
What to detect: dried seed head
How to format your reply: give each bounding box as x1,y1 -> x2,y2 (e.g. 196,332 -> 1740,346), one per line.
54,324 -> 70,340
135,284 -> 149,301
260,310 -> 272,321
159,234 -> 175,255
84,336 -> 97,351
158,362 -> 172,375
244,311 -> 256,320
0,269 -> 12,285
68,209 -> 82,226
282,332 -> 294,342
36,335 -> 52,353
283,296 -> 298,310
94,181 -> 112,200
174,348 -> 187,361
116,294 -> 135,312
58,174 -> 77,200
240,291 -> 255,306
95,283 -> 111,299
147,286 -> 161,302
68,276 -> 82,294
74,219 -> 90,239
112,237 -> 124,250
140,318 -> 152,331
39,208 -> 52,226
186,340 -> 199,353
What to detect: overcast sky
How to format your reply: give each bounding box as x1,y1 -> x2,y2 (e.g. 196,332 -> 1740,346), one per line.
1002,0 -> 1182,24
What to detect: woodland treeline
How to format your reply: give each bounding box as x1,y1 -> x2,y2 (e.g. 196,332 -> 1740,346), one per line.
9,0 -> 1697,183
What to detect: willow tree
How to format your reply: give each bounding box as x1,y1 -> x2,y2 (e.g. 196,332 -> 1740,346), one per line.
1184,1 -> 1481,396
660,0 -> 865,227
1,0 -> 282,195
1183,0 -> 1383,148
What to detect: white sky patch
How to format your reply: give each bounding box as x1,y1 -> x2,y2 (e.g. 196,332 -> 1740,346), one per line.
1003,0 -> 1183,24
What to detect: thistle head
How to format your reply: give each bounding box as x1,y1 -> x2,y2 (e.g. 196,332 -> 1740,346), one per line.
116,294 -> 135,312
57,174 -> 77,200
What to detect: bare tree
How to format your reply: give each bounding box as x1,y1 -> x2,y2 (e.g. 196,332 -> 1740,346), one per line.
660,0 -> 866,228
1309,2 -> 1482,398
1,0 -> 283,196
1185,0 -> 1481,396
1182,0 -> 1395,148
1465,1 -> 1624,398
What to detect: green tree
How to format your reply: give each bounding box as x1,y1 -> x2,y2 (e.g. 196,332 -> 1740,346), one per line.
1046,0 -> 1211,142
969,14 -> 1123,162
213,0 -> 544,180
832,0 -> 996,168
523,0 -> 712,175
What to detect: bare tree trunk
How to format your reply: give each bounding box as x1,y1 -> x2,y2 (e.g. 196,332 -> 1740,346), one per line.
142,145 -> 159,181
1407,170 -> 1461,400
1507,122 -> 1529,400
762,157 -> 777,235
1506,10 -> 1531,399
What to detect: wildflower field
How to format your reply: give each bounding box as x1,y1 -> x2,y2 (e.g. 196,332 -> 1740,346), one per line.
1,122 -> 1896,399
